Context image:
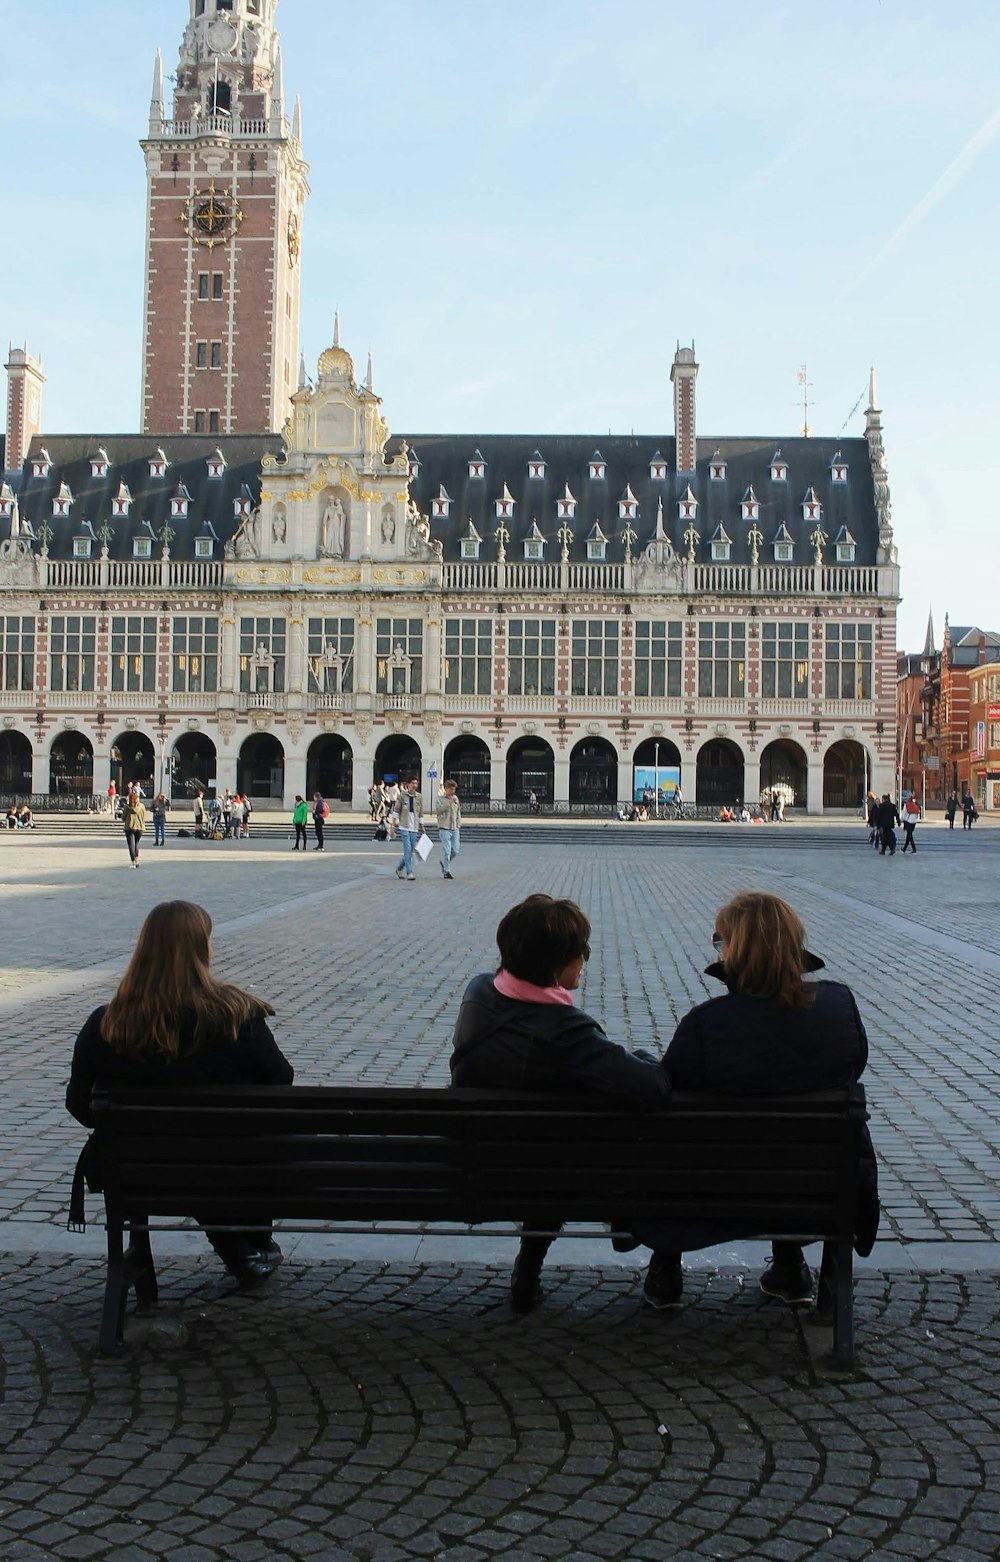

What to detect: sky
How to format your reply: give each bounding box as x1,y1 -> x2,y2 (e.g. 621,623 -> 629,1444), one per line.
2,0 -> 998,653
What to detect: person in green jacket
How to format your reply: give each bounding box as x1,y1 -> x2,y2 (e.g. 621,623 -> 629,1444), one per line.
291,794 -> 309,851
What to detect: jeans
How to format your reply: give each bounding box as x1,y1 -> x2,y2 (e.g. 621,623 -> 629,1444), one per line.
154,818 -> 166,846
314,816 -> 325,849
439,828 -> 459,873
125,829 -> 142,862
294,823 -> 307,849
396,828 -> 418,875
902,822 -> 916,852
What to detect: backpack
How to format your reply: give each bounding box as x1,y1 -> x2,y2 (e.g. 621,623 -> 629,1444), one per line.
320,799 -> 330,818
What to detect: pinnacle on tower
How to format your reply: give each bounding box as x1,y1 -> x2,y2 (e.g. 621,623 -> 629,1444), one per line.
333,312 -> 341,349
149,50 -> 164,133
365,350 -> 374,391
922,608 -> 935,659
868,365 -> 879,411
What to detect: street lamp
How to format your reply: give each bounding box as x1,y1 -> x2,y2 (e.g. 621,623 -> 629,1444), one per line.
654,740 -> 660,818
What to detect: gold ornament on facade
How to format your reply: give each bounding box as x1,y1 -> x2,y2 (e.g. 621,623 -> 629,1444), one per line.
235,567 -> 293,584
180,183 -> 244,250
303,566 -> 362,584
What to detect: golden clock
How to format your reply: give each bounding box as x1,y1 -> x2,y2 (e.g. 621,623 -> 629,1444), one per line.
180,183 -> 244,250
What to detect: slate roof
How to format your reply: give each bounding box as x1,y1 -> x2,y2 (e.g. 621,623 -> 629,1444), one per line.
3,434 -> 282,561
1,429 -> 878,566
946,627 -> 1000,667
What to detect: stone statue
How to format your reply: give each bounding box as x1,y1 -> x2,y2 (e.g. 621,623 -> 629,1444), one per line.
381,510 -> 395,543
232,507 -> 262,559
320,497 -> 346,558
272,508 -> 286,544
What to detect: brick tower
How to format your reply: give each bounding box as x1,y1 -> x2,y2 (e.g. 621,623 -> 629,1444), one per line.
140,0 -> 309,435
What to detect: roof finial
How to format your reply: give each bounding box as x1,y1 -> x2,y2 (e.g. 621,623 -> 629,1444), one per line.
292,94 -> 303,144
149,49 -> 164,132
333,311 -> 341,349
868,365 -> 879,411
365,349 -> 374,391
298,352 -> 307,390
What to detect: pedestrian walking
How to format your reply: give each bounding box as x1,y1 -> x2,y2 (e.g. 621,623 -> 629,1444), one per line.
436,779 -> 462,879
292,794 -> 309,850
122,787 -> 146,868
961,790 -> 978,830
393,777 -> 424,880
241,793 -> 252,838
193,790 -> 206,838
945,793 -> 959,830
876,793 -> 900,855
229,795 -> 245,839
152,791 -> 169,847
901,796 -> 920,853
312,791 -> 329,850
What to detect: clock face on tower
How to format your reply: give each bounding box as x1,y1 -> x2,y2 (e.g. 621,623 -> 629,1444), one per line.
180,185 -> 244,251
206,18 -> 238,54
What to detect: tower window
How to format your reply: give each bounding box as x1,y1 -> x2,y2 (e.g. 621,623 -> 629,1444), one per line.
213,274 -> 223,300
196,342 -> 208,369
217,0 -> 234,9
209,411 -> 220,433
194,411 -> 206,433
198,274 -> 209,300
210,341 -> 222,369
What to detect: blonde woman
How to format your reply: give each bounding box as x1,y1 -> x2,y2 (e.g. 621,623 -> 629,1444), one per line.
67,900 -> 293,1289
122,786 -> 146,868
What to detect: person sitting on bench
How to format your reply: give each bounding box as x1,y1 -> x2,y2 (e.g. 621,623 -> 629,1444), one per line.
66,899 -> 294,1291
633,891 -> 879,1311
449,892 -> 671,1312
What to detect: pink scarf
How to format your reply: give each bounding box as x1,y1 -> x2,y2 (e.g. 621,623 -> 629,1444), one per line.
494,970 -> 574,1007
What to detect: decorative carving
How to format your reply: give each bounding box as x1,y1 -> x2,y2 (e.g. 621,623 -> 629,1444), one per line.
302,565 -> 362,584
0,537 -> 38,586
424,713 -> 442,746
385,710 -> 410,735
354,712 -> 373,746
747,523 -> 763,565
234,566 -> 293,584
271,507 -> 286,544
810,526 -> 827,565
373,568 -> 428,585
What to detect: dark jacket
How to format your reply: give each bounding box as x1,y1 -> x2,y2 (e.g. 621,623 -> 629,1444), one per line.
665,966 -> 879,1254
66,1005 -> 293,1128
875,798 -> 900,833
450,972 -> 670,1107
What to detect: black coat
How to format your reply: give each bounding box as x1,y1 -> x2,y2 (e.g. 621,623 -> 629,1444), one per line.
665,967 -> 879,1254
450,973 -> 670,1107
66,1005 -> 293,1128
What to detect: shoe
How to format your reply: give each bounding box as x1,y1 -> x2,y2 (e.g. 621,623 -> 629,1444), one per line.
643,1252 -> 683,1309
443,872 -> 454,880
230,1241 -> 283,1293
759,1257 -> 813,1304
406,873 -> 415,881
395,867 -> 406,879
611,1232 -> 641,1253
510,1244 -> 547,1313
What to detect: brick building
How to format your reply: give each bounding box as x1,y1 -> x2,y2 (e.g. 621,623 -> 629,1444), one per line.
918,619 -> 1000,808
0,0 -> 901,814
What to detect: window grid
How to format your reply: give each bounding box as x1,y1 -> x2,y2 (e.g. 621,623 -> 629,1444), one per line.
49,615 -> 97,693
172,617 -> 219,693
633,620 -> 682,698
376,618 -> 423,695
698,621 -> 746,698
762,622 -> 810,699
570,620 -> 619,697
0,616 -> 35,691
444,618 -> 493,696
111,616 -> 158,692
824,623 -> 873,700
239,617 -> 287,694
506,618 -> 556,697
307,617 -> 355,692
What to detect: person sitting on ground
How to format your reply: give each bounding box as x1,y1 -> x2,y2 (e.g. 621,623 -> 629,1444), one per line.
633,891 -> 878,1311
449,893 -> 671,1312
719,805 -> 733,823
66,899 -> 293,1290
6,803 -> 18,829
19,804 -> 33,829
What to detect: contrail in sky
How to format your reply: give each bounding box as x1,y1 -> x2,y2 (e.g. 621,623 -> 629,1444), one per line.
850,101 -> 1000,290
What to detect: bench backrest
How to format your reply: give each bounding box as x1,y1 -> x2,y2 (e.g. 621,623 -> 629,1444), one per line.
91,1084 -> 866,1241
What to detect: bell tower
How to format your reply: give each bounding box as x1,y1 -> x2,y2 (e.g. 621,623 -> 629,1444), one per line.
140,0 -> 309,434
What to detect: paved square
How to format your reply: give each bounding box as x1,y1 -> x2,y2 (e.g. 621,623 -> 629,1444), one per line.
2,820 -> 999,1560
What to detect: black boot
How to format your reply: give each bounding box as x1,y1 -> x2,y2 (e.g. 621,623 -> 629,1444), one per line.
510,1234 -> 554,1313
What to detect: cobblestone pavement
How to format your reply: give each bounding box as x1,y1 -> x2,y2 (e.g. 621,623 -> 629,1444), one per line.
2,827 -> 1000,1559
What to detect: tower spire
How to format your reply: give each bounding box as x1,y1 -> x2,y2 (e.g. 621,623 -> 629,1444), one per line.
149,49 -> 164,134
365,349 -> 374,391
867,365 -> 879,411
270,47 -> 285,131
292,95 -> 302,144
922,608 -> 935,658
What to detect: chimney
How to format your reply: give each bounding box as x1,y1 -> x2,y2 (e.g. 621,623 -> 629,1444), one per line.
671,342 -> 698,475
5,344 -> 45,471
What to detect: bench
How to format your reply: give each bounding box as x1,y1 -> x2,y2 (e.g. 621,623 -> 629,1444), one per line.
85,1083 -> 869,1365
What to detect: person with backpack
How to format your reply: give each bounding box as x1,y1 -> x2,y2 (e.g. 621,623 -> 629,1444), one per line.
312,792 -> 330,850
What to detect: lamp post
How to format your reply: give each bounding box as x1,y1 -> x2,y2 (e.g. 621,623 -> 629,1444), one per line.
654,740 -> 660,818
158,731 -> 167,796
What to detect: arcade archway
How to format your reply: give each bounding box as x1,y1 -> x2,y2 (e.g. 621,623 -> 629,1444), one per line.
50,732 -> 94,795
238,733 -> 285,800
110,731 -> 155,794
759,739 -> 808,810
569,737 -> 617,805
374,735 -> 422,788
631,737 -> 682,805
307,735 -> 353,803
444,735 -> 491,801
506,737 -> 554,805
696,739 -> 745,808
171,732 -> 217,801
823,740 -> 867,811
0,730 -> 32,794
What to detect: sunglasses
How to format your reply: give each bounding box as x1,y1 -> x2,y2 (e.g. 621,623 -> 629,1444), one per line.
582,943 -> 591,962
712,933 -> 724,953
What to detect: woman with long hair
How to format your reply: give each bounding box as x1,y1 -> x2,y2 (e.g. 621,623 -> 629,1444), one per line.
643,890 -> 878,1310
122,786 -> 146,867
67,900 -> 293,1289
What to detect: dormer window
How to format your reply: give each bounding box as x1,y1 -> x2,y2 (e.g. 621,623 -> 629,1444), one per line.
90,449 -> 110,479
710,525 -> 732,562
0,484 -> 14,518
528,452 -> 545,480
460,522 -> 482,560
589,452 -> 606,481
523,521 -> 545,561
495,483 -> 514,520
112,482 -> 132,518
834,526 -> 856,562
133,537 -> 153,559
407,455 -> 420,481
53,483 -> 73,517
468,450 -> 487,480
148,449 -> 168,478
802,487 -> 822,522
72,536 -> 92,559
772,525 -> 794,563
587,524 -> 608,561
740,487 -> 759,522
618,484 -> 638,521
32,449 -> 52,479
432,484 -> 451,519
678,484 -> 697,521
831,452 -> 848,483
650,452 -> 668,481
171,485 -> 191,519
556,484 -> 577,520
207,448 -> 226,479
709,450 -> 726,481
195,536 -> 214,559
233,495 -> 252,518
770,451 -> 787,482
